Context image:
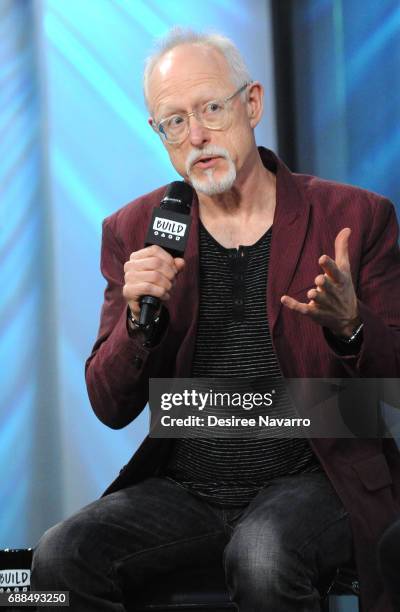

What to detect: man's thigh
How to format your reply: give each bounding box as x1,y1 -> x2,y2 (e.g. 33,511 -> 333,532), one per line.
32,476 -> 228,588
224,471 -> 353,587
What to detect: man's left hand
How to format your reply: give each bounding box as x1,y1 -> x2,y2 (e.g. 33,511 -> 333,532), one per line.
281,228 -> 360,337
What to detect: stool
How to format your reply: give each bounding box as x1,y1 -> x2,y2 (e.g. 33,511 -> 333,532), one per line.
130,564 -> 360,611
322,566 -> 361,611
0,549 -> 360,611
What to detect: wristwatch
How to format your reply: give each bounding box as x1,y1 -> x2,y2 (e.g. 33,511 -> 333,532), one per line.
338,321 -> 364,344
127,308 -> 160,331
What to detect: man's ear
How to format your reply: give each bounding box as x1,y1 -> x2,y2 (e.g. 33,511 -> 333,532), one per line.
246,81 -> 264,128
148,117 -> 159,136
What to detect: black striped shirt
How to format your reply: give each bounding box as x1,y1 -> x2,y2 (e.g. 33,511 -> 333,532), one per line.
165,222 -> 320,506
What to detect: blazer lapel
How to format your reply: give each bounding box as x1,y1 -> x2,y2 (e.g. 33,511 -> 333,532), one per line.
264,150 -> 311,335
172,190 -> 200,377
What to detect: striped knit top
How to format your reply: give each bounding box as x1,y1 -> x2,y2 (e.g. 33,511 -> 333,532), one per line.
164,221 -> 320,506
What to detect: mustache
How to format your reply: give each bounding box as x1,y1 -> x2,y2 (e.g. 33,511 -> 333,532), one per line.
185,146 -> 230,174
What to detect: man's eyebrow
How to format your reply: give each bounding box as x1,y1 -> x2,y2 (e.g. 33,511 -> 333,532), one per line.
156,92 -> 224,120
157,105 -> 185,119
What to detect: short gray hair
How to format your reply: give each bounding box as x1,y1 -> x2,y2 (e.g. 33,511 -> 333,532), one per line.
143,27 -> 252,112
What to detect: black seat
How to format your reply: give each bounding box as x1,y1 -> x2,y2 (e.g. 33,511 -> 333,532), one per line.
130,565 -> 234,611
0,549 -> 360,611
129,564 -> 360,612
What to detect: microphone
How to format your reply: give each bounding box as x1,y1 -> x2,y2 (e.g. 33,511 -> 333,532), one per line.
139,181 -> 194,327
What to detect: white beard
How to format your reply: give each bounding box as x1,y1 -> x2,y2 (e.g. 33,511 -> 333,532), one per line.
185,146 -> 237,195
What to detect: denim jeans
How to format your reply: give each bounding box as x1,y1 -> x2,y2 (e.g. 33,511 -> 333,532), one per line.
31,471 -> 353,611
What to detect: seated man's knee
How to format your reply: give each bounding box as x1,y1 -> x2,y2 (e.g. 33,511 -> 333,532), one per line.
224,522 -> 318,610
32,516 -> 97,586
224,524 -> 293,589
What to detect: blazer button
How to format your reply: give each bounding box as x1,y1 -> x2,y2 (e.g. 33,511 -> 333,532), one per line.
134,356 -> 143,369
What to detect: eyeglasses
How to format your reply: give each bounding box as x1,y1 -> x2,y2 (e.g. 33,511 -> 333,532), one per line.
152,82 -> 251,145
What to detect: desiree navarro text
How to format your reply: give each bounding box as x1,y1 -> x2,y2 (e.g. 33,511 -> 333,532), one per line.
160,415 -> 311,428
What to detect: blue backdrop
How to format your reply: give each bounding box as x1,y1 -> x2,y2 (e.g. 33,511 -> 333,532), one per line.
0,0 -> 277,548
292,0 -> 400,210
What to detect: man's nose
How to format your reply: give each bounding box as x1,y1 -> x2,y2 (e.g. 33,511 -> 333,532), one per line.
187,113 -> 210,147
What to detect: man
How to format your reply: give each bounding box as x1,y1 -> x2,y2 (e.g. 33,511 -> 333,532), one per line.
32,29 -> 400,611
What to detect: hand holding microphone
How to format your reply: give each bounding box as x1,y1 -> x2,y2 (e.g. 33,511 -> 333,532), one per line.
123,245 -> 185,321
123,181 -> 193,328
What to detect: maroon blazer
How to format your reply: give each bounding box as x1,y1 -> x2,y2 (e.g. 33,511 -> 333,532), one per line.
86,148 -> 400,611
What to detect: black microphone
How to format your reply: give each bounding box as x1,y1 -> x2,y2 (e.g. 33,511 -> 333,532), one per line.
139,181 -> 194,327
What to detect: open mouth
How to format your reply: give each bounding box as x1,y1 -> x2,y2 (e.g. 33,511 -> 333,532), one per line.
194,156 -> 221,168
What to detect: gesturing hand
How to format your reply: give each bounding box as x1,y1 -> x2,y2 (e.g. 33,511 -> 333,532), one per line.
281,228 -> 360,337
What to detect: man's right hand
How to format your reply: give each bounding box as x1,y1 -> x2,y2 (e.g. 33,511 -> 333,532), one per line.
123,244 -> 185,320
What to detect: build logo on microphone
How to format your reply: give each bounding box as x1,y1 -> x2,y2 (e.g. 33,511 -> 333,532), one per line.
153,217 -> 187,240
145,207 -> 192,255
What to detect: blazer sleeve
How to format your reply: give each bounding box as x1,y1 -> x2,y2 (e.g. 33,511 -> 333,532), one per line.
328,198 -> 400,377
85,217 -> 174,429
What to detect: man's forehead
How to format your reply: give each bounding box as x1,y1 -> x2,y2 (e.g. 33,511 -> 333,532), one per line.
147,44 -> 232,113
159,43 -> 225,69
149,44 -> 230,90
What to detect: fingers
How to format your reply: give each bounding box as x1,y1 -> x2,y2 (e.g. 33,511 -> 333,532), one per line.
318,255 -> 344,284
318,228 -> 352,282
128,246 -> 185,274
123,245 -> 185,318
125,257 -> 176,281
282,228 -> 355,330
314,274 -> 335,293
307,273 -> 338,304
129,244 -> 174,264
334,227 -> 351,272
280,295 -> 310,315
174,257 -> 185,272
307,287 -> 336,307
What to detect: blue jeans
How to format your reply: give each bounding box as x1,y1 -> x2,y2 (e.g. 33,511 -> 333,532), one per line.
31,471 -> 353,611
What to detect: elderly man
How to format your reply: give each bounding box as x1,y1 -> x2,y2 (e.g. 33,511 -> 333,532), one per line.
32,29 -> 400,611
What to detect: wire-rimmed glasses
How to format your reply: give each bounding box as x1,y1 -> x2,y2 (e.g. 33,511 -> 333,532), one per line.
152,82 -> 251,144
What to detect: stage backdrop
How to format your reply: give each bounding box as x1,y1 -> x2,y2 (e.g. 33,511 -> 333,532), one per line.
0,0 -> 277,548
291,0 -> 400,209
